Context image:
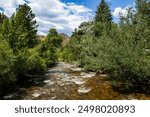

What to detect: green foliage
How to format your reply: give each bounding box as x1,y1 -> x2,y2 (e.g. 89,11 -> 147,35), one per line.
78,20 -> 150,88
46,29 -> 63,48
26,49 -> 46,75
0,38 -> 16,94
0,13 -> 8,26
15,4 -> 38,48
0,0 -> 149,95
40,28 -> 63,65
0,5 -> 63,96
61,22 -> 93,61
136,0 -> 150,17
94,0 -> 112,37
64,0 -> 150,90
0,17 -> 9,40
0,4 -> 46,80
60,44 -> 77,61
93,21 -> 112,37
95,0 -> 112,23
14,48 -> 46,79
1,4 -> 38,54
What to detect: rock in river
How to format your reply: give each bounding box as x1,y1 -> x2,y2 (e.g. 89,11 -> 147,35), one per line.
78,86 -> 91,94
32,93 -> 41,98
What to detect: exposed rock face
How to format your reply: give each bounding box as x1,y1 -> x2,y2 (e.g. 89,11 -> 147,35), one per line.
37,35 -> 46,41
60,33 -> 69,47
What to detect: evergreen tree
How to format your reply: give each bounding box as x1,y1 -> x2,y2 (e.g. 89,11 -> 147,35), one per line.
94,0 -> 113,37
1,4 -> 38,53
8,14 -> 17,50
16,4 -> 38,47
95,0 -> 112,23
46,29 -> 63,48
136,0 -> 150,17
40,28 -> 63,65
0,13 -> 8,37
15,4 -> 38,49
0,13 -> 8,26
0,37 -> 16,95
128,0 -> 150,48
0,17 -> 9,40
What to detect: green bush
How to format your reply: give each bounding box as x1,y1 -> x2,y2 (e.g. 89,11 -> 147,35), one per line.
0,38 -> 16,94
60,47 -> 76,62
39,42 -> 57,66
15,48 -> 46,79
26,53 -> 46,75
78,22 -> 150,88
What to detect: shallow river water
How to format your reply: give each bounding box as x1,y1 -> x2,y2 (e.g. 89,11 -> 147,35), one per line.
3,62 -> 150,100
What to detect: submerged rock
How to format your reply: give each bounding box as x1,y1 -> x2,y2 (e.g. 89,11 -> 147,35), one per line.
78,86 -> 91,94
50,96 -> 57,100
47,81 -> 55,86
127,96 -> 138,100
56,81 -> 64,86
99,74 -> 108,77
70,77 -> 86,85
4,93 -> 18,100
32,93 -> 41,98
70,67 -> 83,72
44,80 -> 51,83
80,72 -> 96,78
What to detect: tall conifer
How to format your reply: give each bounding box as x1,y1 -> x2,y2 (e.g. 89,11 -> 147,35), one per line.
95,0 -> 112,23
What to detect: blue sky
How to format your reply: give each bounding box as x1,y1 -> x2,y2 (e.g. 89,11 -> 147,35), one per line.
0,0 -> 135,35
62,0 -> 135,22
62,0 -> 135,12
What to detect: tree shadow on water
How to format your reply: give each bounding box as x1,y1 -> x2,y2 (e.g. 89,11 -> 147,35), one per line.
112,82 -> 150,99
1,75 -> 48,100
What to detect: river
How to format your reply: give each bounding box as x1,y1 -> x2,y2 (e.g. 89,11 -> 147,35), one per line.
3,62 -> 150,100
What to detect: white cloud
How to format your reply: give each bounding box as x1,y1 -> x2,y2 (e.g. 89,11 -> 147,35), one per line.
0,0 -> 92,35
66,3 -> 92,14
112,7 -> 129,18
0,0 -> 26,16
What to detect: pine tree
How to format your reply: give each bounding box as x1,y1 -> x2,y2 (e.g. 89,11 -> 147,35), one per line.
94,0 -> 113,37
0,17 -> 9,39
40,29 -> 63,65
1,4 -> 38,53
0,13 -> 8,36
136,0 -> 150,17
8,14 -> 17,50
0,13 -> 8,26
45,29 -> 63,49
15,4 -> 38,49
95,0 -> 112,23
0,37 -> 16,95
128,0 -> 150,48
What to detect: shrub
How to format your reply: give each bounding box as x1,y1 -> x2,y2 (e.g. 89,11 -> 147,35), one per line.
15,48 -> 46,79
0,38 -> 16,94
79,23 -> 150,89
26,53 -> 46,75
